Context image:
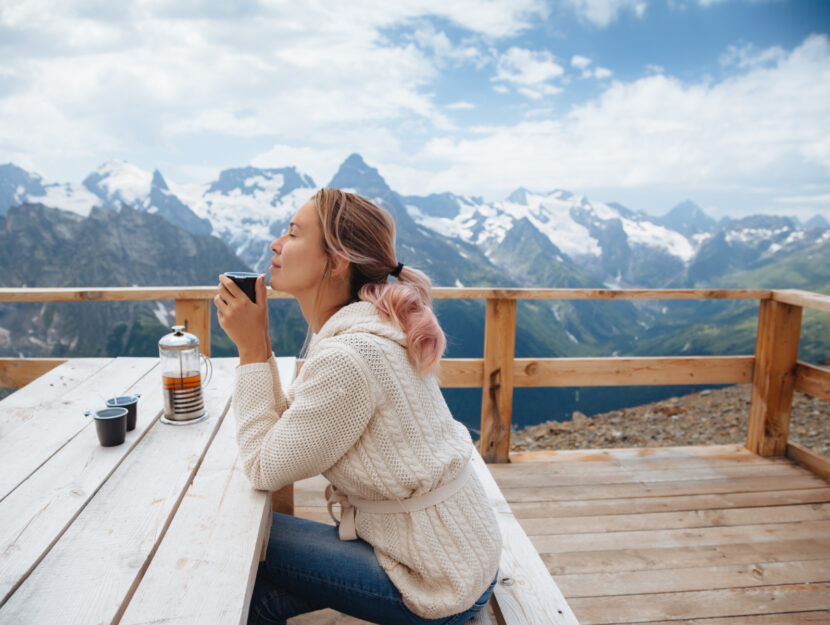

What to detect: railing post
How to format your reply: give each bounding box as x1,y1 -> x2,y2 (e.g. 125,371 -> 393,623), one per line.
480,297 -> 517,463
175,299 -> 211,357
746,299 -> 802,456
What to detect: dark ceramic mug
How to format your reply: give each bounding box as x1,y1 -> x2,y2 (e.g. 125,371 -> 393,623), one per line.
106,394 -> 140,431
224,272 -> 261,303
85,407 -> 128,447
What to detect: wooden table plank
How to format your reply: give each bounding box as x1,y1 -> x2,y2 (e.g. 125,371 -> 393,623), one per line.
0,359 -> 235,624
0,358 -> 108,413
520,503 -> 830,535
532,520 -> 830,554
0,359 -> 164,605
0,357 -> 157,501
556,558 -> 830,597
543,538 -> 830,576
120,357 -> 296,625
568,583 -> 830,625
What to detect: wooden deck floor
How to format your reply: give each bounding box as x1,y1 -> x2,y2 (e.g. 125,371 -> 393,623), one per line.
288,444 -> 830,625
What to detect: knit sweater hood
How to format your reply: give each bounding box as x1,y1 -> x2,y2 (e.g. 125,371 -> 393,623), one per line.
308,301 -> 407,353
232,299 -> 502,619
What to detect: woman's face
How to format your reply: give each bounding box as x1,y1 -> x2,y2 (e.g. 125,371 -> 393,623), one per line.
269,200 -> 330,297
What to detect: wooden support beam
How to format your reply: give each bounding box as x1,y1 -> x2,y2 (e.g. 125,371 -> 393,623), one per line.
795,362 -> 830,402
175,299 -> 211,357
480,298 -> 517,464
0,358 -> 67,388
746,299 -> 802,456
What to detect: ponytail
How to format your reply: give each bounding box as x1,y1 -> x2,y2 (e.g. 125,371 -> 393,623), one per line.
359,266 -> 445,376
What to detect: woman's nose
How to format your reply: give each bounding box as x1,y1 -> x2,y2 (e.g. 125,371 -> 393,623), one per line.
270,237 -> 282,254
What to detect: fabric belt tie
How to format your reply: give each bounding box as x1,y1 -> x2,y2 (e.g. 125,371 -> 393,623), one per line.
325,460 -> 474,541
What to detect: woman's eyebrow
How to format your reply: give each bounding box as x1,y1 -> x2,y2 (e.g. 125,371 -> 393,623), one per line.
288,221 -> 302,231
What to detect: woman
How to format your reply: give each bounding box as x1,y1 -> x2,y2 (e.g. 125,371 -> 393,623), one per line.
215,189 -> 501,625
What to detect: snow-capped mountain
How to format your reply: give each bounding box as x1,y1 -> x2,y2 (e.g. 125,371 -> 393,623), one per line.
171,166 -> 317,270
685,214 -> 828,284
402,187 -> 696,287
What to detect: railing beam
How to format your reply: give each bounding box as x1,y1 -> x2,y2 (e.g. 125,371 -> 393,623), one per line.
746,299 -> 802,456
480,298 -> 516,463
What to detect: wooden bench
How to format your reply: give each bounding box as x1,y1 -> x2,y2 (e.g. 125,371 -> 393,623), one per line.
468,451 -> 579,625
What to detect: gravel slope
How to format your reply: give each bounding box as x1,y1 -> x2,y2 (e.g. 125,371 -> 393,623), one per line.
509,384 -> 830,457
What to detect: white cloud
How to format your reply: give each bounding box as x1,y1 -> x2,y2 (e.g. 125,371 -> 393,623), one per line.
420,35 -> 830,200
562,0 -> 647,27
774,193 -> 830,205
720,42 -> 787,69
571,54 -> 592,70
0,0 -> 544,179
446,101 -> 476,109
594,66 -> 613,79
493,47 -> 564,99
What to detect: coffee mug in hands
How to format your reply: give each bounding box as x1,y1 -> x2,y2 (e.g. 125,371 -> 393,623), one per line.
106,394 -> 141,431
85,407 -> 128,447
224,272 -> 262,303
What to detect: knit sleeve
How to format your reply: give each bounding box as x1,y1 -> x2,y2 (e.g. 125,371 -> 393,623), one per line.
233,345 -> 374,491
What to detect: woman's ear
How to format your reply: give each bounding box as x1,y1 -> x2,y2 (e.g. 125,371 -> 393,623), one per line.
330,254 -> 351,278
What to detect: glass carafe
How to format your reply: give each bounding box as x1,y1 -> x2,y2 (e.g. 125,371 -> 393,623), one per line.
158,325 -> 212,424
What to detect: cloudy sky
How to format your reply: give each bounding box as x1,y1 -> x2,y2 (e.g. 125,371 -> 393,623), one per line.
1,0 -> 829,220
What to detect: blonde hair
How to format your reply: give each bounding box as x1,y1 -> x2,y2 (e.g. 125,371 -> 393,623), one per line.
313,188 -> 445,376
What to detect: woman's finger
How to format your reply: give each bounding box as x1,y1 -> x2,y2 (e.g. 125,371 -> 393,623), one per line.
219,275 -> 245,300
255,275 -> 267,309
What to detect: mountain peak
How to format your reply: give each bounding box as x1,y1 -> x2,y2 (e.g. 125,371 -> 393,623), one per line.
83,160 -> 153,208
507,188 -> 531,205
661,200 -> 715,236
151,169 -> 168,191
805,214 -> 829,230
327,154 -> 390,197
0,163 -> 46,215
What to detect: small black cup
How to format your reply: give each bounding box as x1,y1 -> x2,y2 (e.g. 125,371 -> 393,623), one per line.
106,394 -> 140,431
224,272 -> 261,303
86,407 -> 128,447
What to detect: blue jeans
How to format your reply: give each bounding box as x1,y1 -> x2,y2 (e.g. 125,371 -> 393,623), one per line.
248,513 -> 497,625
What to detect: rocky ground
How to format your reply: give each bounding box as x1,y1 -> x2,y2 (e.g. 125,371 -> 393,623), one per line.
509,384 -> 830,456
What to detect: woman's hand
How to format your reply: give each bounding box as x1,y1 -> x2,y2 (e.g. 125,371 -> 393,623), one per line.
215,275 -> 270,364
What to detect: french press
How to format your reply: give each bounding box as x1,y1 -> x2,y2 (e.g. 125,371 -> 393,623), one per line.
158,325 -> 212,424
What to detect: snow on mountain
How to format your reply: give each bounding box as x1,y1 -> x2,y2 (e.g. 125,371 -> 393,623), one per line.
83,160 -> 153,210
173,166 -> 316,270
28,182 -> 100,217
404,188 -> 695,264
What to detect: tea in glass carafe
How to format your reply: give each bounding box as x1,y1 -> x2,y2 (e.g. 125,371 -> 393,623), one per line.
158,325 -> 212,424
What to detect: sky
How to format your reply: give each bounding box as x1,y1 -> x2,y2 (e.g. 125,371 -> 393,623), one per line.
1,0 -> 829,221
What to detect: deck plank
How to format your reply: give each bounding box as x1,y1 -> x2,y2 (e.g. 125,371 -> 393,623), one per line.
568,583 -> 830,625
508,488 -> 830,518
542,538 -> 830,575
519,503 -> 830,535
555,558 -> 830,596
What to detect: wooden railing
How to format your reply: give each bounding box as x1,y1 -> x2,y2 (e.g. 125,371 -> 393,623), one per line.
2,287 -> 829,470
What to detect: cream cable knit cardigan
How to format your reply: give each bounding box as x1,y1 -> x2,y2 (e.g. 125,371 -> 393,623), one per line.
232,301 -> 502,619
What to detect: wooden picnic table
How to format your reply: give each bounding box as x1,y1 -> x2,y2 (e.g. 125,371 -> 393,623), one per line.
0,356 -> 296,625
